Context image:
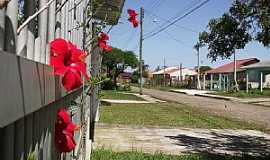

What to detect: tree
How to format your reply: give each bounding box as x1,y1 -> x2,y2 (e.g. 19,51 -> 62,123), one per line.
131,61 -> 149,83
102,47 -> 138,86
194,41 -> 205,89
194,66 -> 212,74
198,0 -> 270,91
154,65 -> 161,72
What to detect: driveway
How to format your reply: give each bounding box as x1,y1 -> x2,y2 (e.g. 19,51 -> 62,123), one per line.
94,124 -> 270,156
132,87 -> 270,129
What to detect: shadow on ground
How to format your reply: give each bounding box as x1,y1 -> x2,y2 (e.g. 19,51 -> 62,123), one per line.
166,131 -> 270,157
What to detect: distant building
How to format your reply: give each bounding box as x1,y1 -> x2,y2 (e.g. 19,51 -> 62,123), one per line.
152,66 -> 197,85
242,60 -> 270,92
206,58 -> 260,90
117,72 -> 132,83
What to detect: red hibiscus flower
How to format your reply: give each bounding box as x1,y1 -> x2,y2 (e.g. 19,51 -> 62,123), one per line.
69,62 -> 90,80
56,108 -> 71,125
128,9 -> 138,17
62,66 -> 82,91
128,9 -> 139,28
55,132 -> 76,153
67,41 -> 88,64
50,38 -> 71,75
98,32 -> 112,52
50,39 -> 90,91
54,108 -> 77,153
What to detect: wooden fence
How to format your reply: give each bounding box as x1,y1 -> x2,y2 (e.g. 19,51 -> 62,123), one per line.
0,0 -> 97,159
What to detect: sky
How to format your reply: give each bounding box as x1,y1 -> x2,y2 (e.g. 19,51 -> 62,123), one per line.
107,0 -> 270,70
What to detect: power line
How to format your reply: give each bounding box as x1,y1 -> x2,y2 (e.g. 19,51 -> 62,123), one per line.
144,0 -> 201,37
144,0 -> 210,40
150,0 -> 166,11
146,0 -> 160,9
144,9 -> 198,33
169,0 -> 202,22
153,21 -> 192,48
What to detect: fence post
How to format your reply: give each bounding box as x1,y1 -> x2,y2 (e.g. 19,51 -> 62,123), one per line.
260,72 -> 263,93
246,72 -> 249,93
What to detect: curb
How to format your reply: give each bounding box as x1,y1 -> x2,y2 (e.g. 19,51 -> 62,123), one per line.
194,94 -> 232,101
170,90 -> 189,95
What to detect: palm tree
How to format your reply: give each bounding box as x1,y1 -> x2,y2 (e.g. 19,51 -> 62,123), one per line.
194,42 -> 203,90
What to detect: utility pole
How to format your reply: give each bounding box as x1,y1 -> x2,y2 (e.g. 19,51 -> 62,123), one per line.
139,7 -> 144,95
178,63 -> 181,81
233,52 -> 239,91
180,63 -> 183,82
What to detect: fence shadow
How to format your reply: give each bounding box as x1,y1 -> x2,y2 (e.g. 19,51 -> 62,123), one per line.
165,131 -> 270,158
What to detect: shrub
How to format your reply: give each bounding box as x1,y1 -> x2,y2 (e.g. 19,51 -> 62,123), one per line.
101,80 -> 116,90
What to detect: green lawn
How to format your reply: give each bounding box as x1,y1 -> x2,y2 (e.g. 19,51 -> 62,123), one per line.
100,103 -> 264,131
91,149 -> 269,160
101,90 -> 144,101
213,89 -> 270,98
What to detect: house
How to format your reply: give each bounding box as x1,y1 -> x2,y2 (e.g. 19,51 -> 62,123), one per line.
206,58 -> 260,90
152,66 -> 197,85
117,72 -> 132,83
242,60 -> 270,92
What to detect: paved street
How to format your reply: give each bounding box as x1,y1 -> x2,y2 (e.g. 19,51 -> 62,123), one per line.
94,124 -> 270,156
132,87 -> 270,129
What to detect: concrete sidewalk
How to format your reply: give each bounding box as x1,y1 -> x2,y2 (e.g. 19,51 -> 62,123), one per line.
94,124 -> 270,156
101,92 -> 165,104
170,89 -> 270,104
100,99 -> 152,104
170,89 -> 215,96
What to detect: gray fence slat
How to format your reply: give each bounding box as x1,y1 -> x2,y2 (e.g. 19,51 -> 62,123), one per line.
0,52 -> 24,127
42,107 -> 49,160
15,118 -> 25,160
38,108 -> 46,160
25,113 -> 34,159
33,111 -> 40,159
2,124 -> 15,160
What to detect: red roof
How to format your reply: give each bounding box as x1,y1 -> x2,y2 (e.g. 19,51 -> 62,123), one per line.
207,58 -> 259,74
119,72 -> 132,79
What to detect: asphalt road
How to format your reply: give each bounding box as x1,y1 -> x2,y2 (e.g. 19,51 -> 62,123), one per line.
132,87 -> 270,129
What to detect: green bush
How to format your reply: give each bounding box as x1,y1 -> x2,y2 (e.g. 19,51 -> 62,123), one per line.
117,83 -> 131,91
101,80 -> 116,90
131,74 -> 139,83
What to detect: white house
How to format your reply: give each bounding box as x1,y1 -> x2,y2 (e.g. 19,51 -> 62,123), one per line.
169,68 -> 197,81
152,66 -> 197,85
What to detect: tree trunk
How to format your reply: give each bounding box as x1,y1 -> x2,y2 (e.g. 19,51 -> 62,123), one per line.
197,48 -> 201,89
233,52 -> 239,91
113,74 -> 117,86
